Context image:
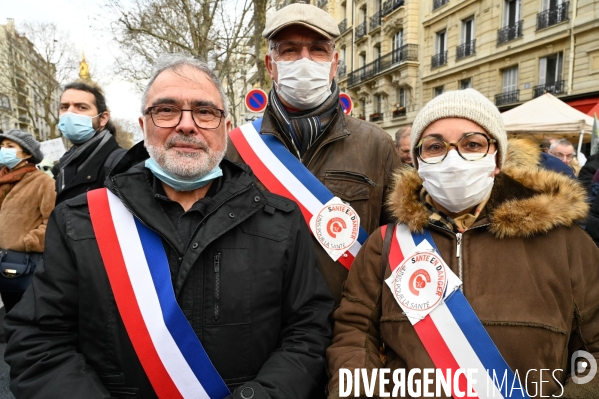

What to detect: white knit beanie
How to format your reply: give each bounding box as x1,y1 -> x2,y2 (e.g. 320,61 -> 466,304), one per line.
411,89 -> 507,167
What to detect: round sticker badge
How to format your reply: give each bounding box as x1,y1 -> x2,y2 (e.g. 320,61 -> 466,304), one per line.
311,199 -> 360,260
392,251 -> 448,313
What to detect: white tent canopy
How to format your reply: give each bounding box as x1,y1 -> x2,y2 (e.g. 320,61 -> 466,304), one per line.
501,93 -> 594,147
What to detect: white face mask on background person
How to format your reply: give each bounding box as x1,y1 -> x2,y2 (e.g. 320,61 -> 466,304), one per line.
417,150 -> 497,213
274,58 -> 332,110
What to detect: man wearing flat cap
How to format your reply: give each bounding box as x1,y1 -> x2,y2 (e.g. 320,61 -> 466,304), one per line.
228,1 -> 400,306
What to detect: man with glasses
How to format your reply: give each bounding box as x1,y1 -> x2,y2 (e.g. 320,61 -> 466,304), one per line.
327,89 -> 599,397
5,53 -> 334,399
227,1 -> 399,306
549,138 -> 576,167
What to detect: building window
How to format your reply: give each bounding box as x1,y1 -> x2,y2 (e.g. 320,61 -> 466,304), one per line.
457,18 -> 476,60
3,117 -> 9,132
392,30 -> 404,63
495,66 -> 519,105
371,94 -> 384,121
433,0 -> 449,11
534,52 -> 565,97
537,0 -> 569,30
460,78 -> 473,89
393,88 -> 407,117
434,86 -> 444,97
498,0 -> 523,44
432,30 -> 448,68
0,95 -> 10,110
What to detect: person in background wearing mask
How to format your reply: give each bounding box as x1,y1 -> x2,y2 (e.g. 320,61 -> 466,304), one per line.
395,125 -> 413,166
54,82 -> 125,204
227,1 -> 400,306
327,89 -> 599,397
0,130 -> 55,311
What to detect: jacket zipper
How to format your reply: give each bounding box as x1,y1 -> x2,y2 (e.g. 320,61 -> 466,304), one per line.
325,170 -> 376,186
455,232 -> 463,291
429,223 -> 490,295
213,252 -> 221,321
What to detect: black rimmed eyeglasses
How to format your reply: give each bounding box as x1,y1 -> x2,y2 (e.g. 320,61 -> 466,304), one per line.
145,105 -> 226,129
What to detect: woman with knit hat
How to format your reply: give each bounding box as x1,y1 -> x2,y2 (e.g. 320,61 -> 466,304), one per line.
0,130 -> 55,312
327,89 -> 599,398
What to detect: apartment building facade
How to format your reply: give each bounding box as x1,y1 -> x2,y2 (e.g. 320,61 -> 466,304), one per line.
0,19 -> 60,141
324,0 -> 599,137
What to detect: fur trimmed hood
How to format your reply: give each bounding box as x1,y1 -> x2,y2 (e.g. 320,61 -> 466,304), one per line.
387,164 -> 589,239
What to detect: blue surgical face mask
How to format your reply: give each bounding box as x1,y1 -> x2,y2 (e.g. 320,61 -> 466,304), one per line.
144,157 -> 223,192
0,148 -> 23,169
58,112 -> 100,144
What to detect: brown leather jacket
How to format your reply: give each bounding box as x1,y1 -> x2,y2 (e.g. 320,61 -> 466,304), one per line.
227,104 -> 400,304
327,165 -> 599,398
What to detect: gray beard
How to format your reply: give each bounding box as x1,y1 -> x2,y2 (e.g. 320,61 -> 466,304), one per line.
146,135 -> 226,180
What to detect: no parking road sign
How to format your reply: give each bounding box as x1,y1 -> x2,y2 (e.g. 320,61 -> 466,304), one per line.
339,93 -> 353,115
245,89 -> 268,113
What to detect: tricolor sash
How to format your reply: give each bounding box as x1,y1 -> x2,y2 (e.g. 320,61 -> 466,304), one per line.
88,188 -> 230,399
229,118 -> 368,269
382,224 -> 529,399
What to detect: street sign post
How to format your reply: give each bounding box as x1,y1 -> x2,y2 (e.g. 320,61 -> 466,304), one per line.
339,93 -> 353,115
245,89 -> 268,113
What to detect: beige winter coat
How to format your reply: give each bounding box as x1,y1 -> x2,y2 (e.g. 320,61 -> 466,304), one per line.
0,169 -> 56,253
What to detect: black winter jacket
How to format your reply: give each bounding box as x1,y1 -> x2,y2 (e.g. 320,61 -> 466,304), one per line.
54,134 -> 124,205
587,188 -> 599,247
5,143 -> 334,399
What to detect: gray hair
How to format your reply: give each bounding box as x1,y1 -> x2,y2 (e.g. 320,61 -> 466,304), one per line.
549,138 -> 575,154
141,53 -> 228,117
395,125 -> 412,145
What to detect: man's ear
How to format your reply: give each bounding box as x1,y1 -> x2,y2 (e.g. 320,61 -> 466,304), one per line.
99,111 -> 110,130
265,52 -> 275,80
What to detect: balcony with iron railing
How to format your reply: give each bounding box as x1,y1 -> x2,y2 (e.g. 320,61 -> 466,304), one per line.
533,80 -> 566,98
433,0 -> 449,11
317,0 -> 328,8
355,22 -> 367,40
537,2 -> 569,30
348,44 -> 419,86
431,51 -> 448,69
337,64 -> 347,78
495,90 -> 520,106
370,113 -> 384,122
338,19 -> 348,33
382,0 -> 404,16
456,40 -> 476,60
497,20 -> 523,45
370,11 -> 382,31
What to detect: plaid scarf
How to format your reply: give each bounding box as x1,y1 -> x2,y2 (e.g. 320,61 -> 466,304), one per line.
269,80 -> 341,156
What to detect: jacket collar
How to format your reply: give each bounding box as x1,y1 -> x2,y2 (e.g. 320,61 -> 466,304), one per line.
387,165 -> 589,238
105,141 -> 260,255
261,101 -> 350,161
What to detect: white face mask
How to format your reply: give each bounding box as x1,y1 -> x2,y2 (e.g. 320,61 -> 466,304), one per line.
417,150 -> 497,213
274,58 -> 332,110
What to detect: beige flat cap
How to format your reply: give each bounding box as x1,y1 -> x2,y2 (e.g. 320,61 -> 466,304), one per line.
262,2 -> 340,40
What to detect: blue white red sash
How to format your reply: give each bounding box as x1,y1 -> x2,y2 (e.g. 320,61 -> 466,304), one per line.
88,188 -> 230,399
382,224 -> 529,399
229,118 -> 368,269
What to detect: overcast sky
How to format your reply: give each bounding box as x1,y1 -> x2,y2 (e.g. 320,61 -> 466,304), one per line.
1,0 -> 142,128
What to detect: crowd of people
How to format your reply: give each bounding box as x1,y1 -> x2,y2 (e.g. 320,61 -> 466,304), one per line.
0,2 -> 597,398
